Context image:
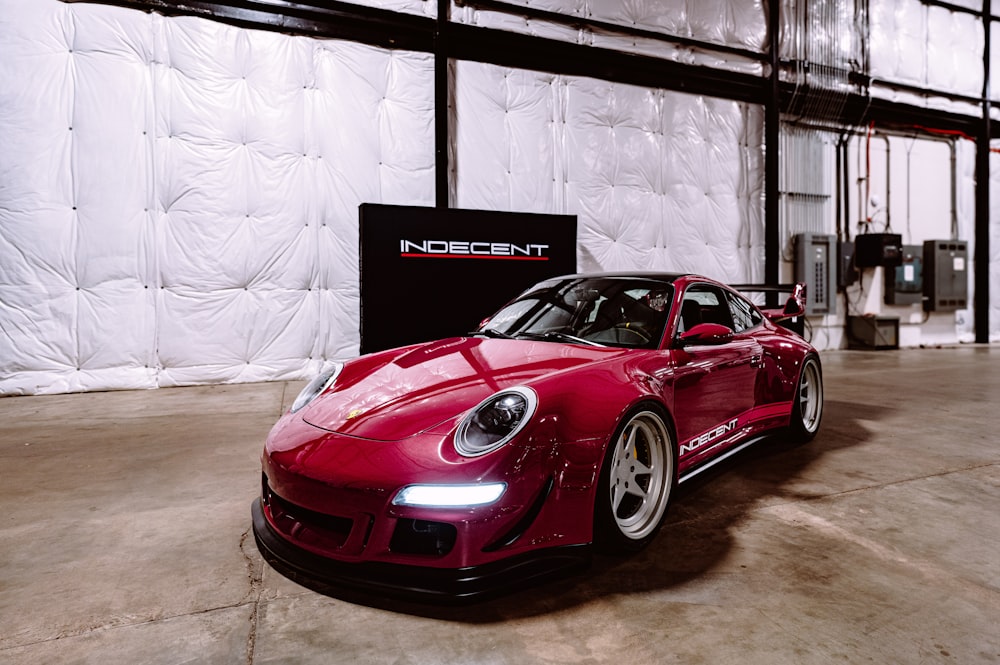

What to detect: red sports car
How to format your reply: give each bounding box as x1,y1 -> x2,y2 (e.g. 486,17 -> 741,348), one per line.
252,273 -> 823,601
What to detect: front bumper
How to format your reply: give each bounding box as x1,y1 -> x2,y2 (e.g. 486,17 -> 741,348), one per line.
251,498 -> 590,603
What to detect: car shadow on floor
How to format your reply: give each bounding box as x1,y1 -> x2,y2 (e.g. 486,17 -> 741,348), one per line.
273,398 -> 888,620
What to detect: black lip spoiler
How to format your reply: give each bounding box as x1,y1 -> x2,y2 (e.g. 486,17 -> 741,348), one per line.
251,499 -> 590,605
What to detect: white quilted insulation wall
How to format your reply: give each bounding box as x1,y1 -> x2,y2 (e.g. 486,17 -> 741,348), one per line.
994,19 -> 1000,105
870,0 -> 984,111
0,0 -> 768,395
453,61 -> 765,281
0,0 -> 434,394
453,0 -> 767,73
462,0 -> 766,50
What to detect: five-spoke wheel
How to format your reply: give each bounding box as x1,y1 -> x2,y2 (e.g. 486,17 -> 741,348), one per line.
595,407 -> 676,552
789,355 -> 823,442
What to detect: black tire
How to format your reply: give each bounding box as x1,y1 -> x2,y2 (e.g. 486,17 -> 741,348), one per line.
593,405 -> 677,553
788,354 -> 823,442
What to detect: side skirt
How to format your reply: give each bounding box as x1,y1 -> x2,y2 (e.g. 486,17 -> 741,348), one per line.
678,435 -> 769,485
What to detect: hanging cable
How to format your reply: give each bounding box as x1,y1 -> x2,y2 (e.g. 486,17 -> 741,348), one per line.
862,120 -> 874,234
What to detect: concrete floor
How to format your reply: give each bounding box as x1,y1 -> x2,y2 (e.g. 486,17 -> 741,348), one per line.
1,347 -> 998,664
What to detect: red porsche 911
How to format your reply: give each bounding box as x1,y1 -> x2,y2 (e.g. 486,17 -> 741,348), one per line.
252,273 -> 823,601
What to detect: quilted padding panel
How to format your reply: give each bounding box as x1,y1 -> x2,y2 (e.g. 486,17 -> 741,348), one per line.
453,61 -> 765,283
0,0 -> 434,394
870,0 -> 984,105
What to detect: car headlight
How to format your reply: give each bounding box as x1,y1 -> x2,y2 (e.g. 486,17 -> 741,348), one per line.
290,363 -> 343,413
454,386 -> 537,457
392,483 -> 507,508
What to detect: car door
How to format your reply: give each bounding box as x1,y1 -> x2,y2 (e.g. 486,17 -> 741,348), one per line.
671,283 -> 762,465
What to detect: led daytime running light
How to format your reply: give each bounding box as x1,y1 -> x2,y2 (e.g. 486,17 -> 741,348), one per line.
392,483 -> 507,508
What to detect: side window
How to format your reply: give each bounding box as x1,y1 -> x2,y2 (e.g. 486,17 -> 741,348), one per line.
725,291 -> 763,333
678,285 -> 734,334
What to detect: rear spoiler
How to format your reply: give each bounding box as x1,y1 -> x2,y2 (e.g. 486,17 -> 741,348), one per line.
760,282 -> 807,322
730,282 -> 807,333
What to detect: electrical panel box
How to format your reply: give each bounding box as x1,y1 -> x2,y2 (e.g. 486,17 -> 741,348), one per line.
847,316 -> 899,350
884,245 -> 923,306
923,240 -> 968,311
794,233 -> 836,315
855,233 -> 903,268
838,240 -> 858,288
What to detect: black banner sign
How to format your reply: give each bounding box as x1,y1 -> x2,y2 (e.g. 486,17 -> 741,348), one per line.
359,204 -> 577,354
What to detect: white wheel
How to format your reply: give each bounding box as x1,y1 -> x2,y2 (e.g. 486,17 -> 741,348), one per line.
595,407 -> 675,551
790,355 -> 823,441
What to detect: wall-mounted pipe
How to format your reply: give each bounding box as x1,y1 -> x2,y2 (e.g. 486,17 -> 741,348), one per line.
841,135 -> 851,241
850,125 -> 960,239
880,134 -> 891,232
949,139 -> 958,239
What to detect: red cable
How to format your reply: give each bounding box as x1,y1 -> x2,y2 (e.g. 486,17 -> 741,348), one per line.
910,124 -> 1000,154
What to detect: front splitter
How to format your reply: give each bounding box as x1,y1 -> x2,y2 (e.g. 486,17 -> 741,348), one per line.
250,499 -> 591,604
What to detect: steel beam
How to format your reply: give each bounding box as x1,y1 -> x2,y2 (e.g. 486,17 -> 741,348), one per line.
977,4 -> 992,342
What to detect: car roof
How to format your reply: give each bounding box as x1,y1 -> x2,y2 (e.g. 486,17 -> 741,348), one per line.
546,272 -> 692,282
540,272 -> 731,288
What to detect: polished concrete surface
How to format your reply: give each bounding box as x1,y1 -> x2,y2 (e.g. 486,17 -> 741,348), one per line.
1,347 -> 998,664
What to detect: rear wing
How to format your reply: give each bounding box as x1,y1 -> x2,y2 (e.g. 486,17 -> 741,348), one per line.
760,282 -> 807,322
730,282 -> 807,335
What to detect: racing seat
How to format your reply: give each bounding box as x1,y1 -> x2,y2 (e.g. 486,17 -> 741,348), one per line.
584,296 -> 655,344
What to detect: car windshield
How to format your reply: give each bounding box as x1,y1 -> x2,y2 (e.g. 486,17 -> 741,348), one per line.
478,277 -> 674,349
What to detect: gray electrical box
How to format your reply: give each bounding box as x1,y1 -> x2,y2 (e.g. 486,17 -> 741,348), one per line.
884,245 -> 923,306
794,233 -> 837,315
923,240 -> 968,311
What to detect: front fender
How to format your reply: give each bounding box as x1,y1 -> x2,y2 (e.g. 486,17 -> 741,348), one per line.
516,354 -> 676,545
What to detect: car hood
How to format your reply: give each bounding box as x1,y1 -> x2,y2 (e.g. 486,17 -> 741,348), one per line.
301,337 -> 627,441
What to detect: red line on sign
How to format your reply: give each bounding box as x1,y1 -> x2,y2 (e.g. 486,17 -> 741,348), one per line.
400,253 -> 549,261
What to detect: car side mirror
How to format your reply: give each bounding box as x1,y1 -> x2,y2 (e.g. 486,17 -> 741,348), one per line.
678,322 -> 734,346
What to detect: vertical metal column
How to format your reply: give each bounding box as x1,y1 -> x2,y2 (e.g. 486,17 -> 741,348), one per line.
765,0 -> 781,302
976,2 -> 991,342
434,0 -> 450,209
